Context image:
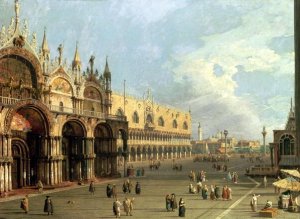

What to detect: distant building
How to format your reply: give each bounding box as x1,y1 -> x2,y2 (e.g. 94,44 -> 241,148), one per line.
270,99 -> 298,168
192,130 -> 237,154
112,89 -> 192,162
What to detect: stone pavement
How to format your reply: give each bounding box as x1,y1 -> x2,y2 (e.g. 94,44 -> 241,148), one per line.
0,157 -> 299,219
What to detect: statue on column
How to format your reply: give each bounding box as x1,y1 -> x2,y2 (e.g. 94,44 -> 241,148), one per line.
57,44 -> 64,65
89,55 -> 95,74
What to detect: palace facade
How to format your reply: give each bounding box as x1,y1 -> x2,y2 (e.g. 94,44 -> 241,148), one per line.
112,90 -> 192,162
0,1 -> 128,193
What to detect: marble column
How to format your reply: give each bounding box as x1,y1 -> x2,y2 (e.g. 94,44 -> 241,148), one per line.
0,164 -> 3,193
50,161 -> 54,185
4,163 -> 8,191
8,163 -> 12,190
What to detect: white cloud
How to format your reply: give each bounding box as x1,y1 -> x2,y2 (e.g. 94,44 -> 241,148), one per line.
163,0 -> 293,142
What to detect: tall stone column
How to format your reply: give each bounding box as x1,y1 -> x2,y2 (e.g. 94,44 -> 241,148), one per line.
50,161 -> 54,185
8,163 -> 12,190
4,163 -> 8,192
0,164 -> 3,194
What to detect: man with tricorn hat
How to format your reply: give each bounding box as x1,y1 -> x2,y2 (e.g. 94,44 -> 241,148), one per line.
44,195 -> 54,215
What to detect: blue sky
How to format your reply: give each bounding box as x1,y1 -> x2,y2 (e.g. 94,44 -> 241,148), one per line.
0,0 -> 294,143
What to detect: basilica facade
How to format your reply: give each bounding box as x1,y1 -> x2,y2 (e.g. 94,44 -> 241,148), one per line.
0,1 -> 128,193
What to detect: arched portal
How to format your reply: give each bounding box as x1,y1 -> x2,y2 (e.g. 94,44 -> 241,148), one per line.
10,106 -> 49,187
62,120 -> 86,182
11,139 -> 29,189
94,123 -> 113,177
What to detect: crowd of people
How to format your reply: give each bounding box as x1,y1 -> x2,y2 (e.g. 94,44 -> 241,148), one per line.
14,154 -> 284,218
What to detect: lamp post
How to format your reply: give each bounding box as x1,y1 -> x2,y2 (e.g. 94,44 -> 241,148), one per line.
224,130 -> 228,161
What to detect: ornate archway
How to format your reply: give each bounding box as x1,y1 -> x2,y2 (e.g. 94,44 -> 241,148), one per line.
62,120 -> 86,181
94,123 -> 113,177
11,139 -> 29,189
8,104 -> 51,187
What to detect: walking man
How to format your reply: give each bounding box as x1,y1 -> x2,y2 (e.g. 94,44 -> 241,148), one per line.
250,194 -> 260,212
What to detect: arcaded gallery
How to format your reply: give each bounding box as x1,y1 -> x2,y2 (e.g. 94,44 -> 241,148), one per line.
0,1 -> 128,193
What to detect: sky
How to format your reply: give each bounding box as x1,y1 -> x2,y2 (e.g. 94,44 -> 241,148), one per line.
0,0 -> 294,143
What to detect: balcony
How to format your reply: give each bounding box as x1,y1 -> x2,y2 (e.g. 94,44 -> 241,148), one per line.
0,96 -> 126,122
0,96 -> 20,105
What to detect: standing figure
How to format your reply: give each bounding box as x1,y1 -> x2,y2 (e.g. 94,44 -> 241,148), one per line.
107,184 -> 113,198
201,185 -> 208,200
170,193 -> 178,211
196,181 -> 202,194
122,181 -> 128,194
127,180 -> 133,193
263,176 -> 267,188
37,180 -> 43,193
214,185 -> 221,199
178,198 -> 186,217
222,186 -> 228,200
226,172 -> 232,182
232,172 -> 238,184
43,196 -> 54,215
210,185 -> 216,200
89,181 -> 95,195
20,195 -> 29,214
113,199 -> 122,218
112,184 -> 117,198
166,194 -> 171,211
135,182 -> 141,194
123,197 -> 131,216
189,184 -> 196,194
250,194 -> 261,212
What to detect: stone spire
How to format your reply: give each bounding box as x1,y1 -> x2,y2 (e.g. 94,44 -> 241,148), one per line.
15,0 -> 20,31
41,28 -> 50,57
72,42 -> 81,71
103,56 -> 111,79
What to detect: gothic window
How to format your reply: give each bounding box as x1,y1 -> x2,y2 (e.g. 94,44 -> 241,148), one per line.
133,111 -> 139,123
116,108 -> 124,117
158,117 -> 164,127
183,121 -> 188,130
173,120 -> 178,129
279,134 -> 295,155
146,114 -> 153,123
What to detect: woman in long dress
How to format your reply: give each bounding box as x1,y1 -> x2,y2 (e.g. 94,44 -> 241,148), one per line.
178,198 -> 186,217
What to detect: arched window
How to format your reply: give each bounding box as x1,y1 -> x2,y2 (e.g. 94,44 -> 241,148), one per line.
279,134 -> 295,155
183,121 -> 188,130
158,117 -> 164,127
59,101 -> 64,112
133,111 -> 139,123
116,108 -> 124,117
173,120 -> 178,129
146,114 -> 153,123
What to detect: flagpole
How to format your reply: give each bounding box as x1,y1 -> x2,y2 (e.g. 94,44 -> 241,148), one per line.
123,79 -> 126,177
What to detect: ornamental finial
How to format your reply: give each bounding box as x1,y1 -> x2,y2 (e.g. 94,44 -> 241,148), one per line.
15,0 -> 20,29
